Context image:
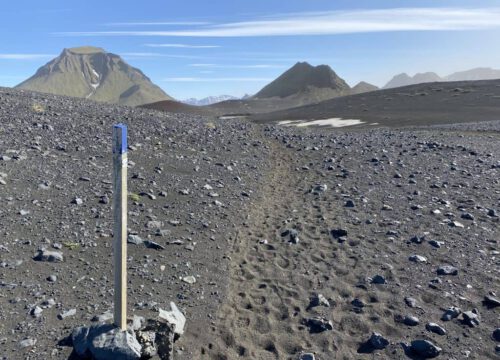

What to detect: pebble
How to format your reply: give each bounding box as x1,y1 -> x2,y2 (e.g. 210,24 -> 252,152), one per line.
371,275 -> 386,284
182,276 -> 196,284
484,295 -> 500,308
493,328 -> 500,342
410,339 -> 442,358
403,315 -> 420,326
309,294 -> 330,308
299,354 -> 315,360
304,317 -> 333,333
127,234 -> 143,245
426,322 -> 446,335
58,308 -> 76,320
369,332 -> 389,350
437,265 -> 458,276
33,249 -> 63,262
462,309 -> 480,327
441,306 -> 461,321
19,338 -> 37,348
409,255 -> 427,263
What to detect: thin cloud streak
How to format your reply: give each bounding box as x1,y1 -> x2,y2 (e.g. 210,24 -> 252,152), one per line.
145,43 -> 221,48
121,52 -> 203,59
163,77 -> 272,82
106,21 -> 210,26
0,54 -> 56,60
189,63 -> 286,69
56,7 -> 500,37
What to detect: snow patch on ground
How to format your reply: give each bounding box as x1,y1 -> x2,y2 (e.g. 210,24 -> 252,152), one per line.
278,118 -> 365,128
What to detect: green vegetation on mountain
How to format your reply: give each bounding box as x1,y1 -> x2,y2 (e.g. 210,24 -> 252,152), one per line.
16,46 -> 172,106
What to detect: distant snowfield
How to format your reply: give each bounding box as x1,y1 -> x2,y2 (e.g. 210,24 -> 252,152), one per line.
278,118 -> 365,128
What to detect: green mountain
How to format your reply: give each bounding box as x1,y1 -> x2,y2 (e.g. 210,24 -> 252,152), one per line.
253,62 -> 351,105
16,46 -> 172,106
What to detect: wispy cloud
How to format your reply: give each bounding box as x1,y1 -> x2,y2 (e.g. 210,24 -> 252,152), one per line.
0,54 -> 55,60
106,21 -> 210,26
163,77 -> 272,82
145,43 -> 220,48
55,7 -> 500,37
120,52 -> 203,59
189,63 -> 286,69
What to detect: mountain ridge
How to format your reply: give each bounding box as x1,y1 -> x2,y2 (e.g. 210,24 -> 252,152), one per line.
16,46 -> 172,106
253,62 -> 351,103
384,67 -> 500,89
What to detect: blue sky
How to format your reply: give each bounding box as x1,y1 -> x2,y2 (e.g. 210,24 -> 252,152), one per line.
1,0 -> 500,99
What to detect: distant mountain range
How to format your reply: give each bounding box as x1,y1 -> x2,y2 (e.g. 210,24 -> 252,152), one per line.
13,46 -> 500,110
183,95 -> 238,106
383,68 -> 500,89
16,46 -> 172,106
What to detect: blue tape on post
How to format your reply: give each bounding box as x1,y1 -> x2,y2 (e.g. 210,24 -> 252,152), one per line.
113,124 -> 128,154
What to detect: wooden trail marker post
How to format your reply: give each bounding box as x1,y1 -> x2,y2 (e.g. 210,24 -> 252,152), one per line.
112,124 -> 128,330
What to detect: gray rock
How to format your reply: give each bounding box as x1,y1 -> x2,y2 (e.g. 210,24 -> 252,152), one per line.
299,353 -> 315,360
350,299 -> 365,311
281,228 -> 300,244
90,327 -> 142,360
158,302 -> 186,335
441,306 -> 461,321
58,308 -> 76,320
345,199 -> 355,208
410,340 -> 442,358
309,294 -> 330,308
331,228 -> 348,238
127,234 -> 143,245
493,328 -> 500,342
144,240 -> 165,250
369,332 -> 389,350
304,317 -> 333,333
462,309 -> 480,327
72,326 -> 91,356
311,184 -> 327,195
409,255 -> 427,263
426,322 -> 446,335
428,240 -> 444,248
33,249 -> 63,262
371,275 -> 386,284
404,297 -> 417,308
19,338 -> 37,348
403,315 -> 420,326
47,274 -> 57,282
146,220 -> 163,229
182,275 -> 196,284
130,315 -> 145,332
72,197 -> 83,205
30,306 -> 43,318
437,265 -> 458,276
91,311 -> 113,323
461,212 -> 474,220
484,295 -> 500,308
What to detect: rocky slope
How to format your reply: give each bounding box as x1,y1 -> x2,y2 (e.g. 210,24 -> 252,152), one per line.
16,46 -> 172,106
351,81 -> 379,94
253,62 -> 351,105
0,87 -> 498,360
252,79 -> 500,127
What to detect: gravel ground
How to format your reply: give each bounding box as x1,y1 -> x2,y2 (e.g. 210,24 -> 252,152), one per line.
0,87 -> 498,360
